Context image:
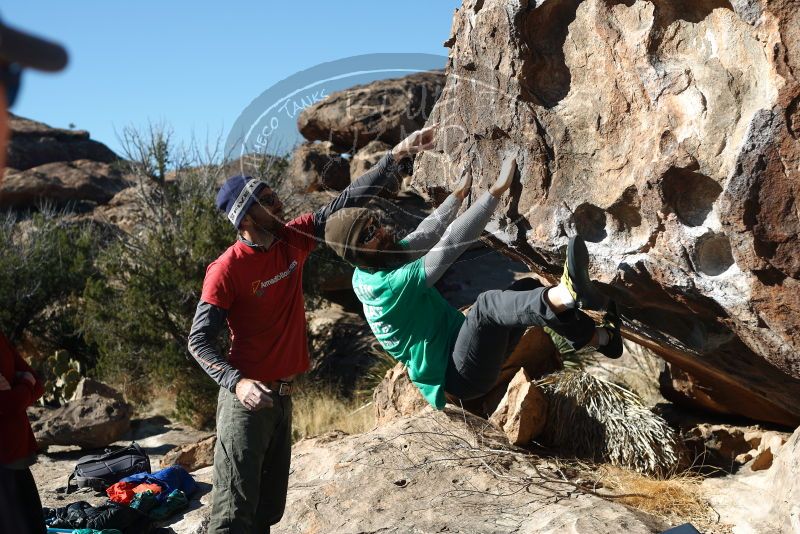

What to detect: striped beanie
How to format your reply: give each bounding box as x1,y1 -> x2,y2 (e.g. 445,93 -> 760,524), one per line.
215,175 -> 268,228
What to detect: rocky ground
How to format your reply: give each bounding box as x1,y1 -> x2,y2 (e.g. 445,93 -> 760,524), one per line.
30,396 -> 799,534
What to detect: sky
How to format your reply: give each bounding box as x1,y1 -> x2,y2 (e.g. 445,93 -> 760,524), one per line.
5,1 -> 459,156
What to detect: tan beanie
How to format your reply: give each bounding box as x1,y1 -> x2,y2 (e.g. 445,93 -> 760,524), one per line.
324,207 -> 374,262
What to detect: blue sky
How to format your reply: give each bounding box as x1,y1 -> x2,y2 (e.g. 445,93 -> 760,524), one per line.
5,1 -> 459,156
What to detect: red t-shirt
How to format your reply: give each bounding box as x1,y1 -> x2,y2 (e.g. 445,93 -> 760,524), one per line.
200,214 -> 317,382
0,333 -> 44,465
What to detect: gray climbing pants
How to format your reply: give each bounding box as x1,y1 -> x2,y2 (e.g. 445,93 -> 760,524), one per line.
208,387 -> 292,534
445,278 -> 596,400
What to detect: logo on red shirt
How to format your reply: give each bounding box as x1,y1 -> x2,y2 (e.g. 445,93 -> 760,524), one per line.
251,260 -> 298,297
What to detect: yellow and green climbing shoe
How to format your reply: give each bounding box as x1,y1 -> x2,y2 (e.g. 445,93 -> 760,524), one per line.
560,236 -> 606,310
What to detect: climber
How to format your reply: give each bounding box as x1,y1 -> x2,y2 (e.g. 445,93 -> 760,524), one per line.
325,155 -> 623,410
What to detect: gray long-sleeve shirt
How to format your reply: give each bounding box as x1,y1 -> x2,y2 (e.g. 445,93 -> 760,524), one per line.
421,191 -> 499,287
188,153 -> 405,391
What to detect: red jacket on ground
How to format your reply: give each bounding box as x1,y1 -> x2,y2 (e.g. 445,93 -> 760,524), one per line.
0,333 -> 44,465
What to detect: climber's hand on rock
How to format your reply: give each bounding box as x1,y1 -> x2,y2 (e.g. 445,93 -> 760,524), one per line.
489,155 -> 517,198
235,378 -> 274,411
392,123 -> 438,160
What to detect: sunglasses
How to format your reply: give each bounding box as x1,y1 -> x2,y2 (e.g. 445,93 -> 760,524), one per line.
358,220 -> 379,245
0,63 -> 22,108
255,190 -> 278,207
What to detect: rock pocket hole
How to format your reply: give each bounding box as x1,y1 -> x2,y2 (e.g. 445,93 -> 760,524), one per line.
393,479 -> 408,488
694,233 -> 734,276
660,166 -> 722,227
607,186 -> 642,231
572,203 -> 607,243
648,0 -> 734,55
519,0 -> 582,108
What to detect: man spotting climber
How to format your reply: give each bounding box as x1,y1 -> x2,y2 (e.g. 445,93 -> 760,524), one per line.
325,155 -> 623,410
188,125 -> 439,533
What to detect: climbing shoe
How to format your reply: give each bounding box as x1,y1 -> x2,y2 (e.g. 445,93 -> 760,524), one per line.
598,300 -> 623,359
560,236 -> 606,310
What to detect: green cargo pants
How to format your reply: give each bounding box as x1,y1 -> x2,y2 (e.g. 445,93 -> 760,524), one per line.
208,386 -> 292,534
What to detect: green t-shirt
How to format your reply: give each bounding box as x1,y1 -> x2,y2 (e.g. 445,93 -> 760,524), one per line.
352,256 -> 466,409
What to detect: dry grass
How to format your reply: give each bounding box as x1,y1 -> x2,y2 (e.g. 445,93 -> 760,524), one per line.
133,381 -> 376,440
599,465 -> 706,518
291,384 -> 375,442
592,465 -> 731,533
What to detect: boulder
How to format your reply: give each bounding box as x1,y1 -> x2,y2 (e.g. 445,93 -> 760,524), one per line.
298,71 -> 445,151
700,425 -> 800,533
70,377 -> 125,403
91,182 -> 150,234
271,408 -> 666,533
286,141 -> 350,192
413,0 -> 800,426
469,325 -> 562,416
29,393 -> 132,450
140,410 -> 669,533
161,436 -> 216,472
489,368 -> 548,446
349,140 -> 391,179
373,363 -> 427,425
0,159 -> 129,209
6,114 -> 119,172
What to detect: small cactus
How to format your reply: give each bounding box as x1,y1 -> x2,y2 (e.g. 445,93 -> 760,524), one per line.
43,350 -> 83,404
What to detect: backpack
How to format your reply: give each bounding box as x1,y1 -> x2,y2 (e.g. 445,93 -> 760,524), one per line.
66,442 -> 151,493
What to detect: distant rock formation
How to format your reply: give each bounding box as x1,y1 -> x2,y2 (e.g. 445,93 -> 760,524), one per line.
6,114 -> 118,171
298,71 -> 445,152
413,0 -> 800,426
2,114 -> 128,209
286,141 -> 350,192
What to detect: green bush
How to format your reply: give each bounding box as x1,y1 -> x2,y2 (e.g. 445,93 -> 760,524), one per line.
83,170 -> 233,428
0,209 -> 101,371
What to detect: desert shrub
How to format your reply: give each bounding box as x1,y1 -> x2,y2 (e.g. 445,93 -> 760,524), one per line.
83,126 -> 286,428
0,209 -> 101,370
82,169 -> 230,427
537,369 -> 686,477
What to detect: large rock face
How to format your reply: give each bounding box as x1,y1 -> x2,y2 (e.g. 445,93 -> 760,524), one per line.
414,0 -> 800,426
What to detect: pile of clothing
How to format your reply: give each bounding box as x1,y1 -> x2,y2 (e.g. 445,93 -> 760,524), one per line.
44,466 -> 197,533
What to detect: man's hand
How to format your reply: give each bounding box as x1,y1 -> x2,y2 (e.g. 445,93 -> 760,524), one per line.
489,155 -> 517,198
16,371 -> 35,387
0,374 -> 10,391
391,123 -> 438,160
452,167 -> 473,200
235,378 -> 274,411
